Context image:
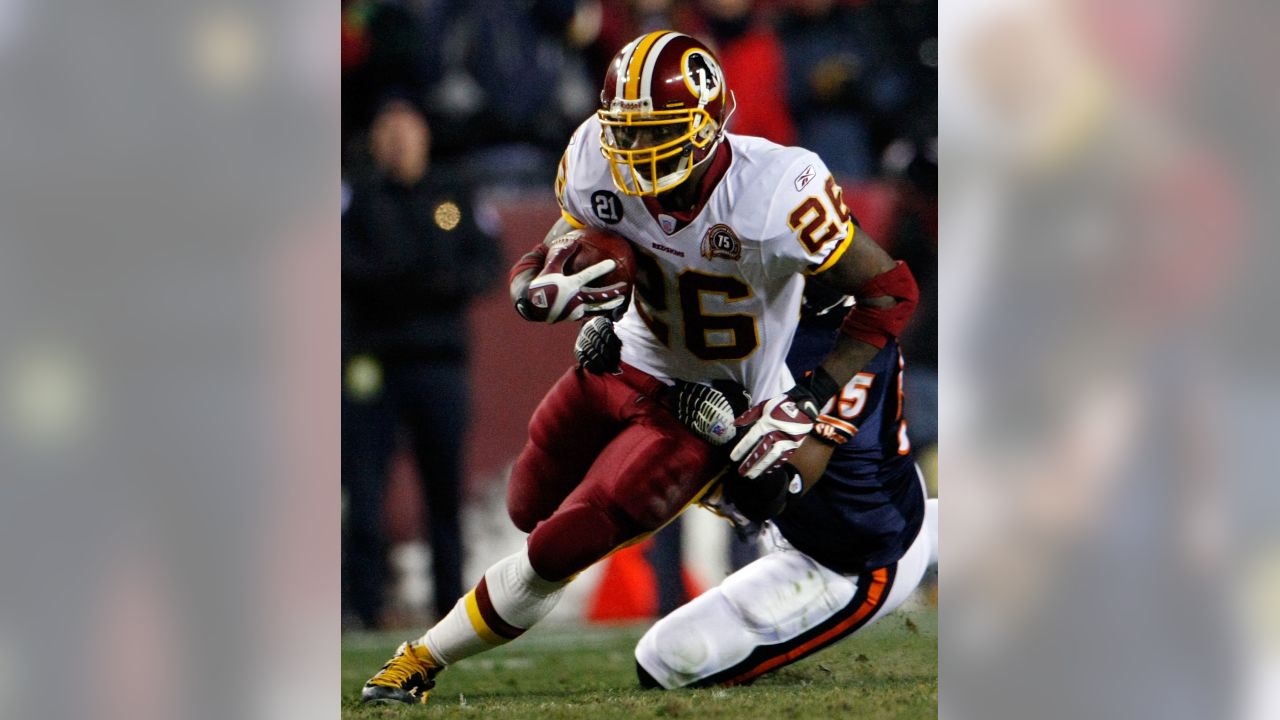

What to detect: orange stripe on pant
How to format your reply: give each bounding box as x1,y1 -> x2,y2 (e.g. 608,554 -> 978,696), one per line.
720,566 -> 891,686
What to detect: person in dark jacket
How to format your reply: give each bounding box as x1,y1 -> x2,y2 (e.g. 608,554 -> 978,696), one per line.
342,96 -> 503,627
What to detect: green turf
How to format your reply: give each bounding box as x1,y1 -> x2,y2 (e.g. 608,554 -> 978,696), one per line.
342,606 -> 936,719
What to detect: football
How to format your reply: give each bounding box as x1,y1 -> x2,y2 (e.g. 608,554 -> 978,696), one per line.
559,227 -> 635,288
527,228 -> 636,323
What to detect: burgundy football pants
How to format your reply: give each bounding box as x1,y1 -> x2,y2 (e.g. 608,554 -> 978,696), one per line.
508,363 -> 720,581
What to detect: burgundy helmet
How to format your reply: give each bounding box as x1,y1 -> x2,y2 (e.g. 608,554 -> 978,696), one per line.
598,31 -> 736,196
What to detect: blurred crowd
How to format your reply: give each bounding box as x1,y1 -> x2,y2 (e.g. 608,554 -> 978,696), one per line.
342,0 -> 936,189
341,0 -> 937,629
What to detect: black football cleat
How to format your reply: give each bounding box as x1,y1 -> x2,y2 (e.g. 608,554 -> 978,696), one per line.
360,641 -> 442,705
636,660 -> 662,689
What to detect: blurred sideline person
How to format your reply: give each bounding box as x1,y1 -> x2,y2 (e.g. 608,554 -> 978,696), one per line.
361,31 -> 919,704
682,0 -> 797,145
342,96 -> 503,628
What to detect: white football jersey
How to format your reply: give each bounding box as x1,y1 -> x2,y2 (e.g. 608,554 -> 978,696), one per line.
557,116 -> 857,401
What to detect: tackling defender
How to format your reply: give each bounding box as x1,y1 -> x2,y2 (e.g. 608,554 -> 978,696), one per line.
575,281 -> 937,688
361,30 -> 919,704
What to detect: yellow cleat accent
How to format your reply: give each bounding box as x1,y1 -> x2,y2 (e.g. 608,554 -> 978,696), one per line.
360,641 -> 443,705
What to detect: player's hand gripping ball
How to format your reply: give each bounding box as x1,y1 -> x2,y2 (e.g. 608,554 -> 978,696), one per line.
524,229 -> 635,323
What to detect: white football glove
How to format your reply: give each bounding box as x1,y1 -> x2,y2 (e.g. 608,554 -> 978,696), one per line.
729,395 -> 815,479
525,257 -> 627,324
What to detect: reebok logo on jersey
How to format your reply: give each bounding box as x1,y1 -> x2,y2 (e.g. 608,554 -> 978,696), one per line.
701,224 -> 741,262
794,164 -> 816,192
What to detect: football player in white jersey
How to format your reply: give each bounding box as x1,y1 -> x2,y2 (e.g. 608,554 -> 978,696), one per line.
362,30 -> 920,705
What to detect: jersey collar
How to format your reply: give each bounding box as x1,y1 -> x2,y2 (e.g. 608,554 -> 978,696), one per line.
641,139 -> 733,234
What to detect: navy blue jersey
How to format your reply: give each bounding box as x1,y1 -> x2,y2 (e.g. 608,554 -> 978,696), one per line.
771,321 -> 925,574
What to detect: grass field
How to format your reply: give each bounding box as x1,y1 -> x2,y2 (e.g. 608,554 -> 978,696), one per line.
342,605 -> 936,719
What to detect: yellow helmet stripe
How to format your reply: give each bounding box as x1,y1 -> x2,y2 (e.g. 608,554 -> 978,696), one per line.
625,31 -> 670,100
641,32 -> 681,100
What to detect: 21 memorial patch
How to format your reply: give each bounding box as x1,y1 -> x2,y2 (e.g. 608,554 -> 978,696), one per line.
591,190 -> 623,224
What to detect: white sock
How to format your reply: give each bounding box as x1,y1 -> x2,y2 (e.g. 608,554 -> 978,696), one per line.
419,547 -> 569,665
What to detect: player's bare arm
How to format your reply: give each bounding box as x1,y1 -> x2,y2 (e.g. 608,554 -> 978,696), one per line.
730,226 -> 919,480
808,228 -> 910,390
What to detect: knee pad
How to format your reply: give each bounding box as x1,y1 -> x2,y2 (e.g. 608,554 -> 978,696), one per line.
635,591 -> 735,689
718,550 -> 858,649
507,443 -> 554,533
526,501 -> 640,581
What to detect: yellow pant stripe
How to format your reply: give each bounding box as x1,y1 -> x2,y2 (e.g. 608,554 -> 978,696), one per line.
601,467 -> 727,561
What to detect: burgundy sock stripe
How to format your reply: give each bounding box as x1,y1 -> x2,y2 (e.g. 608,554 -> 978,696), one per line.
475,577 -> 526,641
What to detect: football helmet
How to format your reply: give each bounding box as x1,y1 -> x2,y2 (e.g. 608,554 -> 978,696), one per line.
598,31 -> 736,196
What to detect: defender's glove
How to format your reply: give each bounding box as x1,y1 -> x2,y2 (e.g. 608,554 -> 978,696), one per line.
729,396 -> 814,478
671,380 -> 738,446
699,487 -> 759,541
723,462 -> 804,524
729,367 -> 842,478
575,317 -> 622,374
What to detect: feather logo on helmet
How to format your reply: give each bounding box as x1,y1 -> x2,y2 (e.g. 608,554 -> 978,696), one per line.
681,50 -> 723,106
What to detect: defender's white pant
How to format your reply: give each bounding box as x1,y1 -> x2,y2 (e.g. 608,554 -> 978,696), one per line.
635,497 -> 938,688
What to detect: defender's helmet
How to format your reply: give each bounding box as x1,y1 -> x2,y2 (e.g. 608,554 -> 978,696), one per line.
598,31 -> 735,196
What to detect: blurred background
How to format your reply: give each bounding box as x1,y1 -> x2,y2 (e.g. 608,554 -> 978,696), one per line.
340,0 -> 938,632
940,0 -> 1277,718
2,0 -> 1272,717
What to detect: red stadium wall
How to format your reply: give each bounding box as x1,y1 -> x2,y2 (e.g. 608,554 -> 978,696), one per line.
463,196 -> 581,489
